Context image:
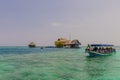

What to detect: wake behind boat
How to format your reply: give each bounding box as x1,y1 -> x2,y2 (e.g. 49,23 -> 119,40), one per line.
85,44 -> 116,57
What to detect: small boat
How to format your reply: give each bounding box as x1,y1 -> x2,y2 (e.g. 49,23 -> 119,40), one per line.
85,44 -> 116,57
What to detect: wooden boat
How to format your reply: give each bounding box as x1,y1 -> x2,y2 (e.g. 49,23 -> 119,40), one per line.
85,44 -> 116,57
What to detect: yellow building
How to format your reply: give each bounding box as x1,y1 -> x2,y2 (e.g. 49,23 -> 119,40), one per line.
55,38 -> 69,48
55,38 -> 81,48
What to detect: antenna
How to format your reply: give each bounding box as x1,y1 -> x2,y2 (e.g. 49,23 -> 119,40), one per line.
69,33 -> 71,40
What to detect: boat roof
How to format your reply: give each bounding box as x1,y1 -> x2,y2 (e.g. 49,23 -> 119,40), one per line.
90,44 -> 114,46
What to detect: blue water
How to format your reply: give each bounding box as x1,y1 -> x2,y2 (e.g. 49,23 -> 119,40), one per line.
0,46 -> 120,80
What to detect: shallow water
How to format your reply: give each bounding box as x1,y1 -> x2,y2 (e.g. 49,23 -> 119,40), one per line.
0,46 -> 120,80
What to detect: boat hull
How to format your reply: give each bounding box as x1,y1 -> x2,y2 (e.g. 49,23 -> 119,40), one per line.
88,51 -> 113,57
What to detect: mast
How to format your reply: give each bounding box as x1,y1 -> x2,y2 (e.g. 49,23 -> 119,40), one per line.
69,33 -> 71,40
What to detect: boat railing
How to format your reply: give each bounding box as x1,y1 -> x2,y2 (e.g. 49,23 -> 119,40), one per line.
85,46 -> 116,54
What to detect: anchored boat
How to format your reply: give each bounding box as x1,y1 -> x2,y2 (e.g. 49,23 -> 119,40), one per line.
85,44 -> 116,57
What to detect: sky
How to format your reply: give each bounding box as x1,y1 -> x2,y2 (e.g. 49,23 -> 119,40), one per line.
0,0 -> 120,46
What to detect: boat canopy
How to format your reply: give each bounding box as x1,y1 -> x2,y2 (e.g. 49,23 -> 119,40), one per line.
90,44 -> 114,46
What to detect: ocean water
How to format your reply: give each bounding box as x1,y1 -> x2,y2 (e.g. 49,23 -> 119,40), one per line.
0,46 -> 120,80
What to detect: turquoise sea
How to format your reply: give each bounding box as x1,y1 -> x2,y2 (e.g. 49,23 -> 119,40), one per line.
0,46 -> 120,80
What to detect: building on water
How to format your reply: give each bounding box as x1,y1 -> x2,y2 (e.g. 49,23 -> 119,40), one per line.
63,39 -> 81,48
55,38 -> 81,48
55,38 -> 69,48
28,42 -> 36,48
